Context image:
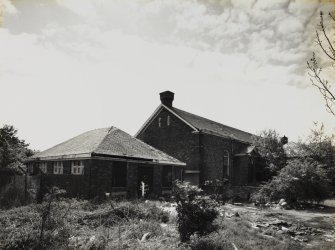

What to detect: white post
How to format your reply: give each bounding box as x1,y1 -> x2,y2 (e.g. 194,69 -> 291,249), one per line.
141,181 -> 146,197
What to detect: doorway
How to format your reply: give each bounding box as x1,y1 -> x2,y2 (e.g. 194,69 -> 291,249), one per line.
137,165 -> 154,197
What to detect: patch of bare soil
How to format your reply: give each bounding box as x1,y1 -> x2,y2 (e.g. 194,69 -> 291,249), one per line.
222,203 -> 335,249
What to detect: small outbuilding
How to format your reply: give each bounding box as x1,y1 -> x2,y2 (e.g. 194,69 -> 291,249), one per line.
27,126 -> 185,199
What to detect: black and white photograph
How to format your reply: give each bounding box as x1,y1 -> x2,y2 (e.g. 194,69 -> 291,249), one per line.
0,0 -> 334,249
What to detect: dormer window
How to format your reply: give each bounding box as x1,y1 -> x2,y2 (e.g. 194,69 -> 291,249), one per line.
167,115 -> 171,126
53,162 -> 63,174
71,160 -> 84,175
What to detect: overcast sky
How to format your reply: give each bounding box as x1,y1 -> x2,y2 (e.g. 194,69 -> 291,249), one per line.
0,0 -> 334,151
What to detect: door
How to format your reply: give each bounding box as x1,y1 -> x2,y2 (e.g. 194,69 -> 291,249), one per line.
137,165 -> 154,197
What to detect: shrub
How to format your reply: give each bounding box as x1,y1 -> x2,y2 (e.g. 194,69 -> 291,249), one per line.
252,158 -> 331,205
173,181 -> 219,242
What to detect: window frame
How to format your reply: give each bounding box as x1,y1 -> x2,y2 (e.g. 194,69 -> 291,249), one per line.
158,117 -> 162,128
39,162 -> 48,174
71,160 -> 84,175
53,162 -> 63,175
167,115 -> 171,126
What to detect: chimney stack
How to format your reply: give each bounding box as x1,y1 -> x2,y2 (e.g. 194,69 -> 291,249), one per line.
160,91 -> 174,108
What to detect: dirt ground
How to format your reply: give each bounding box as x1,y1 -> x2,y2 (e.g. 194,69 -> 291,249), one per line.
221,202 -> 335,249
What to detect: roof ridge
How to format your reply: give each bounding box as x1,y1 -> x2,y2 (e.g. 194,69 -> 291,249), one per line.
93,126 -> 116,153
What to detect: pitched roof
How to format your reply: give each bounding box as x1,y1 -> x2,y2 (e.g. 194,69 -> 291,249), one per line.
30,127 -> 185,165
170,107 -> 254,143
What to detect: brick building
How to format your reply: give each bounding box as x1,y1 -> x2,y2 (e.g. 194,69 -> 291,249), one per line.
27,126 -> 185,199
136,91 -> 263,190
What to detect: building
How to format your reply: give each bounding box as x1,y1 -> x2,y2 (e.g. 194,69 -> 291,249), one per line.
136,91 -> 263,193
27,126 -> 185,199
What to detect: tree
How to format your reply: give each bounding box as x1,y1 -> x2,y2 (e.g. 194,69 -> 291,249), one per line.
287,123 -> 335,191
251,129 -> 287,175
307,11 -> 335,116
253,158 -> 330,205
0,125 -> 33,173
253,124 -> 335,205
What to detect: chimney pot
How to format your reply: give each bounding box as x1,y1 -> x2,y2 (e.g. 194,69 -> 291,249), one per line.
160,91 -> 174,107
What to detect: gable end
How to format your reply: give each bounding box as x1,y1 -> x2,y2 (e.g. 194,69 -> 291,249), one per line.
135,104 -> 198,137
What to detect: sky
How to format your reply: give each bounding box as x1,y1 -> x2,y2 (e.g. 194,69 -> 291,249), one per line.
0,0 -> 334,151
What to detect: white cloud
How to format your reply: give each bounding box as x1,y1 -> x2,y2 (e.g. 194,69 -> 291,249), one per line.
0,0 -> 334,150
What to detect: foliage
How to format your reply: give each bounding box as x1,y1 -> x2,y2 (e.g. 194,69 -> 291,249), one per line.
287,123 -> 335,193
0,188 -> 70,250
252,129 -> 287,175
173,181 -> 219,242
252,158 -> 331,204
126,220 -> 163,240
0,125 -> 34,173
204,179 -> 229,200
189,233 -> 233,250
307,11 -> 335,116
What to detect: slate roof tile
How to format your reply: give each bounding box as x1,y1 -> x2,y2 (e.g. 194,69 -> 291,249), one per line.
30,127 -> 184,165
171,107 -> 254,143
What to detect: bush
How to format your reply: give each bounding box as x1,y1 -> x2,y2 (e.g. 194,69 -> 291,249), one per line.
173,181 -> 219,242
0,187 -> 71,250
252,158 -> 331,205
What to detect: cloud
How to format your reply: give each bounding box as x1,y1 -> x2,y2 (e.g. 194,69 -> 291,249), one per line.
0,0 -> 334,149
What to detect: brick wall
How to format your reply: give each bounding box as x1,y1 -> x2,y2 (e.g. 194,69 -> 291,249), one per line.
137,108 -> 200,172
40,160 -> 90,199
137,107 -> 254,187
200,133 -> 251,186
33,158 -> 182,199
137,108 -> 200,185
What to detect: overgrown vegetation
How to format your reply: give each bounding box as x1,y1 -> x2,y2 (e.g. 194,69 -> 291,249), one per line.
251,129 -> 287,175
174,181 -> 219,242
1,195 -> 333,250
253,159 -> 330,205
253,124 -> 335,205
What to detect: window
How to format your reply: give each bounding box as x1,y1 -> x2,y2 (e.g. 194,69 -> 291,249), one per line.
39,162 -> 47,174
167,115 -> 171,126
112,162 -> 127,187
223,151 -> 230,176
162,166 -> 173,187
53,162 -> 63,174
158,117 -> 162,128
71,160 -> 84,175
